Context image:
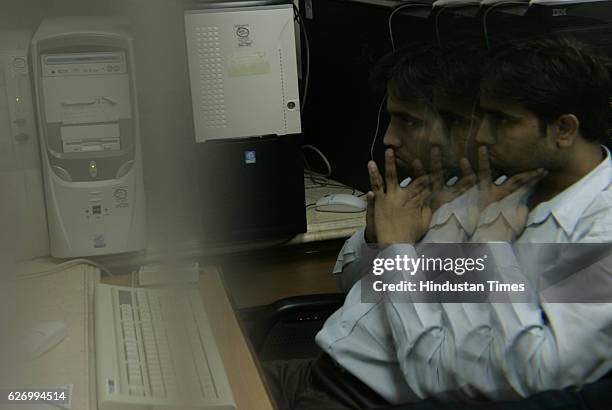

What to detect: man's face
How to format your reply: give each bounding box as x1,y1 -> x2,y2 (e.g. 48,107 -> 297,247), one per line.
433,91 -> 481,171
382,90 -> 451,176
477,96 -> 558,176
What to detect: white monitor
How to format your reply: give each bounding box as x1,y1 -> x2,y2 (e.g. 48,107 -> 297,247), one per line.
184,1 -> 302,141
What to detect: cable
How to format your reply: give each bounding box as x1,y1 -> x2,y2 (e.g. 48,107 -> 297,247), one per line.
388,3 -> 431,51
370,94 -> 387,161
16,258 -> 114,280
434,5 -> 451,48
482,1 -> 529,49
372,3 -> 429,162
302,144 -> 332,177
293,5 -> 310,114
305,182 -> 355,190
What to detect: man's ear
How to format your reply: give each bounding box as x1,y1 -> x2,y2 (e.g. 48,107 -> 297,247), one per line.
553,114 -> 580,147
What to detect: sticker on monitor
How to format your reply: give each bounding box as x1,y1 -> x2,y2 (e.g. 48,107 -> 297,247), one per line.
245,150 -> 256,164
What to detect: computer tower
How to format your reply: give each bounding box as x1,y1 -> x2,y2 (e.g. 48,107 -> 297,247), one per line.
31,17 -> 146,258
0,30 -> 49,260
198,135 -> 306,243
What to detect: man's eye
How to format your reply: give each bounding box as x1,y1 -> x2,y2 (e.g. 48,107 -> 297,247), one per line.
400,117 -> 419,127
488,113 -> 512,125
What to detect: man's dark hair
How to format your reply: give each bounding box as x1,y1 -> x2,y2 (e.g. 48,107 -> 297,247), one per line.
481,36 -> 612,143
370,44 -> 440,105
434,42 -> 485,108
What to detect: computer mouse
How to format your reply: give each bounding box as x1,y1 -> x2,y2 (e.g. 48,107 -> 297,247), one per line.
315,194 -> 366,213
23,321 -> 66,358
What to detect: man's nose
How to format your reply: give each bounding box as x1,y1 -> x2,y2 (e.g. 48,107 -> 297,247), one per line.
475,119 -> 496,146
428,121 -> 447,147
382,124 -> 401,148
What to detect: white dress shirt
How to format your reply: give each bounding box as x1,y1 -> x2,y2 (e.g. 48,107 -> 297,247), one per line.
319,183 -> 486,402
318,148 -> 612,403
332,185 -> 480,292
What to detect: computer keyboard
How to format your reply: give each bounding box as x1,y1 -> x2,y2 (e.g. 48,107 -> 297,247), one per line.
95,284 -> 236,410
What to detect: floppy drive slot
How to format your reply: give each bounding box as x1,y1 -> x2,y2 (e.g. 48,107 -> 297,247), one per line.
61,123 -> 120,153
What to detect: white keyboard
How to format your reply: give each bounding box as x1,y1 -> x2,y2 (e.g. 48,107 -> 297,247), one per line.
95,284 -> 236,410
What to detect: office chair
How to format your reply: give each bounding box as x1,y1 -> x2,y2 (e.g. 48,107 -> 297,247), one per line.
239,293 -> 344,361
244,294 -> 612,409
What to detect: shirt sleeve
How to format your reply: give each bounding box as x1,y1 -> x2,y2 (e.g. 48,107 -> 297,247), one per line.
382,239 -> 612,401
332,227 -> 376,292
380,244 -> 463,400
452,241 -> 612,399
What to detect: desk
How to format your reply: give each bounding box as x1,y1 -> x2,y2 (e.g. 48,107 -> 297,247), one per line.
215,177 -> 365,308
290,177 -> 366,244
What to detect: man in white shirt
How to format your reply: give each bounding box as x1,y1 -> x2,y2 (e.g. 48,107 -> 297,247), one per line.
370,36 -> 612,403
265,44 -> 453,409
317,42 -> 542,405
264,37 -> 612,409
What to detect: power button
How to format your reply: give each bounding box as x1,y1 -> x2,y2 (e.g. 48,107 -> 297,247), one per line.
89,161 -> 98,178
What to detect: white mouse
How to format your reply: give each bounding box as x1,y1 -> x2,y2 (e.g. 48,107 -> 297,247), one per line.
23,321 -> 66,358
315,194 -> 366,213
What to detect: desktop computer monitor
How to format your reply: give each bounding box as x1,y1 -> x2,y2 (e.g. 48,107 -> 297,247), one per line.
197,135 -> 306,243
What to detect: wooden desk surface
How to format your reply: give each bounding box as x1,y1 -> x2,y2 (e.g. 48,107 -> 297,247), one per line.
105,267 -> 274,410
199,267 -> 274,410
289,177 -> 366,245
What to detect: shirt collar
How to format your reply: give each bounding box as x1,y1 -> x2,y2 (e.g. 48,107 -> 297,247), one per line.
526,146 -> 612,235
429,185 -> 479,233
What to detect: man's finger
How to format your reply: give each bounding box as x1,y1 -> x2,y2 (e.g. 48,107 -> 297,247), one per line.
368,161 -> 385,194
385,149 -> 399,193
505,168 -> 548,193
412,159 -> 426,178
430,147 -> 444,188
366,191 -> 375,214
402,175 -> 430,200
455,178 -> 476,196
412,187 -> 432,206
478,146 -> 492,187
460,157 -> 476,180
457,157 -> 477,192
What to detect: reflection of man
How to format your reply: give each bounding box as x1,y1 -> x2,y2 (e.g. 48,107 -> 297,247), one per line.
370,36 -> 612,402
334,45 -> 449,291
264,45 -> 446,410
